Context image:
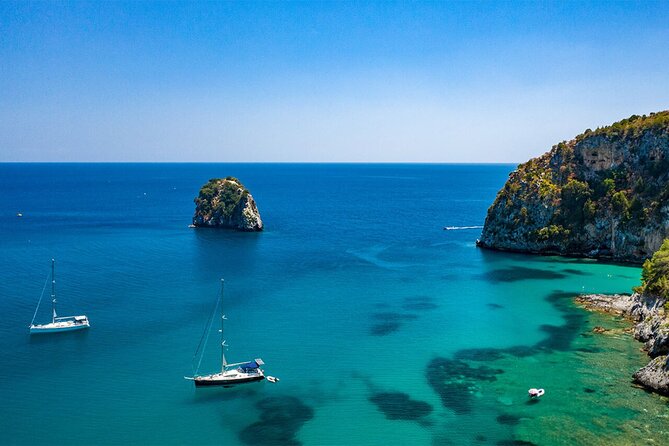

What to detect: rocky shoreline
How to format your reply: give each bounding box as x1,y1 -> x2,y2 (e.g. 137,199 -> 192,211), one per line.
576,292 -> 669,395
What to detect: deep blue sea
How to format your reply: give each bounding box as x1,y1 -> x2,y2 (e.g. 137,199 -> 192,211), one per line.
0,163 -> 666,445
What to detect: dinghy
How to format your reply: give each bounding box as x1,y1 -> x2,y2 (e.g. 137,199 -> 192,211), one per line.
528,388 -> 545,398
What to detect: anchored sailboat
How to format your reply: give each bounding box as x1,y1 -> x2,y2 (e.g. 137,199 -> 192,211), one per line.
185,279 -> 265,387
29,259 -> 90,334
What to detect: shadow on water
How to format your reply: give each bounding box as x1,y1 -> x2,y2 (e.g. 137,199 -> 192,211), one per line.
192,229 -> 262,278
28,328 -> 90,345
477,267 -> 567,283
187,385 -> 260,404
562,268 -> 592,276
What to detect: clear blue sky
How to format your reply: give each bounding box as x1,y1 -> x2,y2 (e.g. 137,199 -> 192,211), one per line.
1,1 -> 668,162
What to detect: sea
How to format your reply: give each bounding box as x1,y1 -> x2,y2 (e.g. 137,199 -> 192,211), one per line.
0,163 -> 667,446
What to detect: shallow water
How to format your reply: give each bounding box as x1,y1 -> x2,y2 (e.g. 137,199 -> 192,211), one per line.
0,163 -> 665,445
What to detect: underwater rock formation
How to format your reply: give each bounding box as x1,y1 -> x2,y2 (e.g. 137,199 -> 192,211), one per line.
238,396 -> 314,445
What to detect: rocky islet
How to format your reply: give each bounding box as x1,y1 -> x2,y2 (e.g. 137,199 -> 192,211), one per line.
192,177 -> 263,231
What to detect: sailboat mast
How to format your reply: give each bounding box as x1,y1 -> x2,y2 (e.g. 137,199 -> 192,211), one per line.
221,279 -> 228,371
51,259 -> 57,322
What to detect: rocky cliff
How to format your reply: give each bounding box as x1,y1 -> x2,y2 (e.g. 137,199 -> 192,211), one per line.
478,111 -> 669,263
192,177 -> 263,231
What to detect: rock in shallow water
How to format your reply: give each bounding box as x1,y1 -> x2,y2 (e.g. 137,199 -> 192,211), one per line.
633,355 -> 669,396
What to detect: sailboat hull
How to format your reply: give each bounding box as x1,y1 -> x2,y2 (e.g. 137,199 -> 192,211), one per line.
194,373 -> 265,388
30,318 -> 90,334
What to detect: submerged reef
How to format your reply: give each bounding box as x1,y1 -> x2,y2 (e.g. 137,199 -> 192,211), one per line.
368,391 -> 433,421
193,177 -> 263,231
238,396 -> 314,445
426,357 -> 503,414
368,311 -> 418,336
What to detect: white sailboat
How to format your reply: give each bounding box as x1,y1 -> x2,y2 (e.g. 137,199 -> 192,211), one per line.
29,259 -> 90,334
185,279 -> 265,387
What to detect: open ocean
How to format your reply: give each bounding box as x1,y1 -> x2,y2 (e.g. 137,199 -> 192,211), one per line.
0,163 -> 666,445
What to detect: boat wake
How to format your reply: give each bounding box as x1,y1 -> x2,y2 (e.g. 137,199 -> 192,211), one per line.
443,225 -> 484,231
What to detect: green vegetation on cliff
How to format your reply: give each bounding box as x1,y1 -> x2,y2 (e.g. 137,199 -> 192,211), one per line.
195,177 -> 249,221
635,239 -> 669,299
479,110 -> 669,262
192,176 -> 263,231
579,111 -> 669,140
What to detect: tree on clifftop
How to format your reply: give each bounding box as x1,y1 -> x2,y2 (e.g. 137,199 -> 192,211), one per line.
635,239 -> 669,299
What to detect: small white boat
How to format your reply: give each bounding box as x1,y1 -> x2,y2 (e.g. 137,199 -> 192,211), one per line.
29,259 -> 90,334
16,213 -> 23,217
185,279 -> 266,388
528,388 -> 545,398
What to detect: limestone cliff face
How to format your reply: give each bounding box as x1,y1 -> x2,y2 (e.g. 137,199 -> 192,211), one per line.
193,177 -> 263,231
478,111 -> 669,263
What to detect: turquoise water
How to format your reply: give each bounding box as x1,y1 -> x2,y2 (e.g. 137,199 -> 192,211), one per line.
0,163 -> 665,445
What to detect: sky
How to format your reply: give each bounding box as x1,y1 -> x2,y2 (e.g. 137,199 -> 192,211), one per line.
1,1 -> 668,163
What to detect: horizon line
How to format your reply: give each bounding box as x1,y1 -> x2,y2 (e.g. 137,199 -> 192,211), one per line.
0,161 -> 521,165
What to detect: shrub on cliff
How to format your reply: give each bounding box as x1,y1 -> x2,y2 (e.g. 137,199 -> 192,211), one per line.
635,239 -> 669,298
561,179 -> 592,225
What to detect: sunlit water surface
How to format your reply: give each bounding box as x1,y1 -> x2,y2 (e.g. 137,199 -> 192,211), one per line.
0,163 -> 665,445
